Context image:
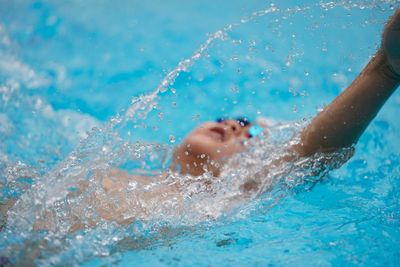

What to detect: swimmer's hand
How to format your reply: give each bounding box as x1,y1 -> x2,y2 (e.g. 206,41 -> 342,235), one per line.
296,10 -> 400,157
382,10 -> 400,77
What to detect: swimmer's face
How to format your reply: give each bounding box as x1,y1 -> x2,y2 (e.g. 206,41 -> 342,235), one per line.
172,119 -> 251,176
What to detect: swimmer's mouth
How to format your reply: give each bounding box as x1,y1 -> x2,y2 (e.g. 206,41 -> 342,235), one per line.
209,127 -> 226,141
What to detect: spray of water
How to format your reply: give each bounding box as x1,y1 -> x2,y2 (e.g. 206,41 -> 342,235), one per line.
1,0 -> 398,265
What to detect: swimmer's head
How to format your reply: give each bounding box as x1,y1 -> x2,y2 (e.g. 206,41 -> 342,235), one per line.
172,117 -> 261,177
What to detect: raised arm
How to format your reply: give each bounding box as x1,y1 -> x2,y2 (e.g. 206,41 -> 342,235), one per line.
295,10 -> 400,156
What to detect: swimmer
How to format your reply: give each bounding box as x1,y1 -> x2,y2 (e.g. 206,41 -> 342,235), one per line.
173,10 -> 400,177
7,10 -> 400,233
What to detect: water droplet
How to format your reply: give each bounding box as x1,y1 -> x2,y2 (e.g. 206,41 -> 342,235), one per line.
169,135 -> 176,143
289,87 -> 297,96
127,181 -> 137,191
230,86 -> 239,93
159,86 -> 168,93
191,114 -> 200,120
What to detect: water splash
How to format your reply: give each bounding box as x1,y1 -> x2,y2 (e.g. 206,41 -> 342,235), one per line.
5,4 -> 284,233
1,0 -> 398,265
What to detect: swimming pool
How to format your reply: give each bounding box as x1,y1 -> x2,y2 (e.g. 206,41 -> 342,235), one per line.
1,0 -> 400,266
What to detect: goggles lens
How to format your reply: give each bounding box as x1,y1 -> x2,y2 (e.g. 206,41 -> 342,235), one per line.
215,117 -> 262,138
248,125 -> 263,137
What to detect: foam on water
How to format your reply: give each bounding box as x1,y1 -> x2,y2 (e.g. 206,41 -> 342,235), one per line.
1,0 -> 399,265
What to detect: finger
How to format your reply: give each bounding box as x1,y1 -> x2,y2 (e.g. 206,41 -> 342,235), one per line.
386,9 -> 400,31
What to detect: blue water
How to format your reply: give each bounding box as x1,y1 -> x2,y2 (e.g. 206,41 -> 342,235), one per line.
1,0 -> 400,266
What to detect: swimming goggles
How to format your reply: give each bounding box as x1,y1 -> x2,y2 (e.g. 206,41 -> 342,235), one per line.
216,117 -> 263,138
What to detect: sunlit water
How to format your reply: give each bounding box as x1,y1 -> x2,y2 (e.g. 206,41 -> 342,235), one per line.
1,0 -> 400,266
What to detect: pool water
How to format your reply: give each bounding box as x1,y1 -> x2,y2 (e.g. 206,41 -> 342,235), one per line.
1,0 -> 400,266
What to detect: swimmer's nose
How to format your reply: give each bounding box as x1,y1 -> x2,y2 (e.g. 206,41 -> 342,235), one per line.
221,120 -> 245,137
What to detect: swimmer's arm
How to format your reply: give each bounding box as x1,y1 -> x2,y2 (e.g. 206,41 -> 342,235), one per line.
294,10 -> 400,156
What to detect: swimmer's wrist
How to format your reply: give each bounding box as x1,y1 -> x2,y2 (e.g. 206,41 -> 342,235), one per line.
376,49 -> 400,82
